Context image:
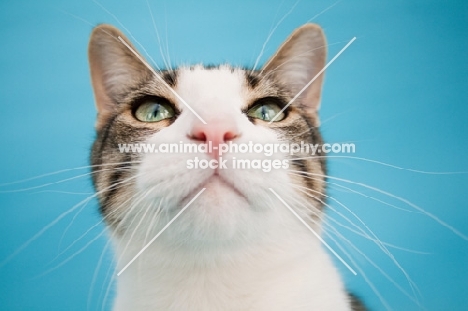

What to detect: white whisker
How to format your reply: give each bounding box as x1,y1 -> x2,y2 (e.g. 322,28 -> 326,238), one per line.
51,219 -> 104,265
146,0 -> 170,70
306,0 -> 341,23
87,238 -> 112,311
323,225 -> 394,311
91,0 -> 162,71
291,155 -> 468,175
31,229 -> 106,280
252,0 -> 301,72
0,160 -> 140,188
268,187 -> 357,275
324,223 -> 425,309
289,182 -> 421,299
117,188 -> 206,276
0,172 -> 142,268
287,169 -> 468,240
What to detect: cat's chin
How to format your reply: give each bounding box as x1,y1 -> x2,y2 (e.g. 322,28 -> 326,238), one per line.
165,173 -> 257,244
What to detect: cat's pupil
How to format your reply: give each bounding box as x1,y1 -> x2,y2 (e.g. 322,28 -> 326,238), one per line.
261,105 -> 272,120
149,104 -> 160,119
261,106 -> 270,120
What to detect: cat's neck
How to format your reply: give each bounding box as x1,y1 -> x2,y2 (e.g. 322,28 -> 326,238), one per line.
111,224 -> 351,311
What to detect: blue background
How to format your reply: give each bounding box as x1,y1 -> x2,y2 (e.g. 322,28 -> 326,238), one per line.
0,0 -> 467,310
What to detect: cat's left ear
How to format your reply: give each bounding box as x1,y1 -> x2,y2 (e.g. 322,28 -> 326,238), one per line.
262,24 -> 326,112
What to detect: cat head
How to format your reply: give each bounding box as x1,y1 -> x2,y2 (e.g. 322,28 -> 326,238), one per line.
88,24 -> 327,248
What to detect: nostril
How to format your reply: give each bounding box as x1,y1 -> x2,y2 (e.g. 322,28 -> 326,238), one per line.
189,130 -> 207,142
223,131 -> 237,142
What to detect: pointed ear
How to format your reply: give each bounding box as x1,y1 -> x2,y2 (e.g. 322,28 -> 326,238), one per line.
262,24 -> 326,112
88,24 -> 152,129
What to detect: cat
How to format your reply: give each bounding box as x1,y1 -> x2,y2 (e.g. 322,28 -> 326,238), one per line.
88,23 -> 366,310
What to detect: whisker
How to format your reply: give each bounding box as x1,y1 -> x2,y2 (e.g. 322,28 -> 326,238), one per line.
136,201 -> 157,279
29,190 -> 94,196
269,187 -> 357,275
87,238 -> 112,311
0,168 -> 109,194
56,195 -> 96,254
290,155 -> 468,175
73,188 -> 152,269
50,219 -> 104,265
124,198 -> 155,256
287,169 -> 468,240
247,0 -> 285,66
324,223 -> 425,309
91,0 -> 162,71
288,182 -> 421,299
146,0 -> 170,70
251,0 -> 301,72
283,182 -> 426,254
100,257 -> 116,311
42,186 -> 153,309
31,228 -> 107,280
284,168 -> 426,301
291,183 -> 382,241
99,190 -> 159,310
289,170 -> 415,213
289,181 -> 397,254
286,192 -> 392,308
163,5 -> 172,69
0,196 -> 92,268
0,160 -> 141,188
306,0 -> 341,23
54,166 -> 138,255
0,172 -> 142,268
146,0 -> 172,70
325,216 -> 431,254
144,199 -> 163,242
327,182 -> 415,213
318,107 -> 357,128
323,225 -> 394,311
279,192 -> 408,307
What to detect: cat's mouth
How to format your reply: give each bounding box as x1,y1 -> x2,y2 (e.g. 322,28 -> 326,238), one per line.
180,174 -> 247,206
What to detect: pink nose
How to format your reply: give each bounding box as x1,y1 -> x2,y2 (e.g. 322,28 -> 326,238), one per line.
189,120 -> 239,159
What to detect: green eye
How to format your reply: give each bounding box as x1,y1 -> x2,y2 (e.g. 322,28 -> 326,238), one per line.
134,99 -> 175,122
247,101 -> 285,122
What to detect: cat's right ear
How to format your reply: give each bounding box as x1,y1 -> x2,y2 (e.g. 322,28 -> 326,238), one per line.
262,24 -> 326,114
88,24 -> 152,129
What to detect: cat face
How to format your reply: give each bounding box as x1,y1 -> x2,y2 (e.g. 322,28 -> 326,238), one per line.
89,24 -> 328,246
